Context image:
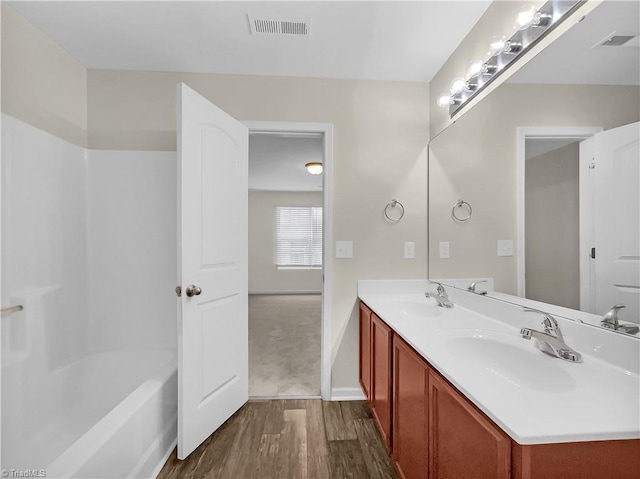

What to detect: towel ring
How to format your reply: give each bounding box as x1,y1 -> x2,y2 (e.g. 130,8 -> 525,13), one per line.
452,199 -> 472,222
384,199 -> 405,223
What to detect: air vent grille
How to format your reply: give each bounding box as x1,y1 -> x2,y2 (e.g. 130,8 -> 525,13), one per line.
248,15 -> 310,37
592,33 -> 638,49
601,35 -> 636,46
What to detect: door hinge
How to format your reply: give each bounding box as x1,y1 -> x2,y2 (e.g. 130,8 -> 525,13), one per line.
589,158 -> 595,169
175,286 -> 182,297
591,247 -> 596,259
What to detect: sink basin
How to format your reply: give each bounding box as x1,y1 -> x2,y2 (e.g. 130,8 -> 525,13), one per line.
429,329 -> 577,393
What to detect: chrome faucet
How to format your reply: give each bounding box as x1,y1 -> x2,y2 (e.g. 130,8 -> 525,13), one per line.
601,305 -> 639,335
425,282 -> 454,308
467,280 -> 487,295
519,308 -> 582,363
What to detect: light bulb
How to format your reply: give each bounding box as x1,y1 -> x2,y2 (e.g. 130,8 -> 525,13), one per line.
466,60 -> 484,80
305,162 -> 323,175
514,6 -> 536,31
487,35 -> 506,58
450,77 -> 467,94
437,94 -> 453,107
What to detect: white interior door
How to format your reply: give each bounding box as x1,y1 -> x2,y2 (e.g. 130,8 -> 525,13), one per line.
592,122 -> 640,323
177,83 -> 248,459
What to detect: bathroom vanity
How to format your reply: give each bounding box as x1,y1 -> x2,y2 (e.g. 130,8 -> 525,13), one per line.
358,280 -> 640,479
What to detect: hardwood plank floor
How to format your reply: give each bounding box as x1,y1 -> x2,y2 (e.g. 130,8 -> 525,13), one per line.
157,400 -> 398,479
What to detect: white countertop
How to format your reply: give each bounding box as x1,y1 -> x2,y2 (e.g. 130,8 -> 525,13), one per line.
358,280 -> 640,445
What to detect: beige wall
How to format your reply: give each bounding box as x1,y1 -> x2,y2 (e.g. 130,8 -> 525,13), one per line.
87,69 -> 430,389
429,83 -> 640,294
249,191 -> 323,294
525,142 -> 580,309
1,4 -> 87,146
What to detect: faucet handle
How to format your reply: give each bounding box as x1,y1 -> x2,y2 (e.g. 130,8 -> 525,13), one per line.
468,280 -> 487,292
602,304 -> 626,329
521,307 -> 563,341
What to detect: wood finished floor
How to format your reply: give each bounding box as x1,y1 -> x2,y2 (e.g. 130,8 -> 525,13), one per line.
157,400 -> 398,479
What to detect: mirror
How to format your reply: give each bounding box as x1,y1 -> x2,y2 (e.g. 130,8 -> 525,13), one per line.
428,0 -> 640,333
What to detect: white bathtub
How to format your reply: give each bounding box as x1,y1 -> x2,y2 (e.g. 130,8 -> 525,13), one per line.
2,349 -> 177,479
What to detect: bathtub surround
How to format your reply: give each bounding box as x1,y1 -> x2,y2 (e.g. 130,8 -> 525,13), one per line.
249,295 -> 321,397
1,115 -> 178,477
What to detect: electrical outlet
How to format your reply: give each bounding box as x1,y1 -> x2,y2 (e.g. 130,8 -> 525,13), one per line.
439,241 -> 450,259
404,242 -> 415,259
335,241 -> 353,259
497,239 -> 513,257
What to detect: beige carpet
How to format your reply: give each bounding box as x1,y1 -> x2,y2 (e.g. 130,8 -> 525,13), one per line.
249,294 -> 321,397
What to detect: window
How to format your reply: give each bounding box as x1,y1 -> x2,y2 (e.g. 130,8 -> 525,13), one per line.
275,206 -> 322,268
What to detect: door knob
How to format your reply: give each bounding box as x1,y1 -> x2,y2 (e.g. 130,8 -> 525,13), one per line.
185,285 -> 202,297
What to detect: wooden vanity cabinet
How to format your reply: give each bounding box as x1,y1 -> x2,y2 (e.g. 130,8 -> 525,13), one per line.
393,336 -> 429,479
358,302 -> 372,401
371,312 -> 393,451
359,300 -> 640,479
428,370 -> 511,479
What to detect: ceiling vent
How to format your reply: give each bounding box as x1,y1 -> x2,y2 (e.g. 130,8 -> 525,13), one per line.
592,33 -> 638,49
248,14 -> 311,37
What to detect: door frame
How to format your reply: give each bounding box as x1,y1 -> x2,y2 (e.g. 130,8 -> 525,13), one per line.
244,121 -> 333,401
515,126 -> 603,298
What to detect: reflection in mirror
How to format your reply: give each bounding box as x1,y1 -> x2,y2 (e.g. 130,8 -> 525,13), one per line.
428,1 -> 640,334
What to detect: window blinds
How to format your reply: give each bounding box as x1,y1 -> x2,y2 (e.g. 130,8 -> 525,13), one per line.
275,206 -> 323,268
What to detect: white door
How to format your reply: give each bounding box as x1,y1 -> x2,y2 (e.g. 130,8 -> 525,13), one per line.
177,83 -> 248,459
592,122 -> 640,323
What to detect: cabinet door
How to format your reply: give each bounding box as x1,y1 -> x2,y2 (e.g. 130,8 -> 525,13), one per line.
393,336 -> 429,479
359,302 -> 372,401
428,370 -> 511,479
371,313 -> 393,450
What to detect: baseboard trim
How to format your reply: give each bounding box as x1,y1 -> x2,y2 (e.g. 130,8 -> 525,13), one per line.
151,437 -> 177,479
249,290 -> 322,295
330,387 -> 366,401
250,394 -> 322,400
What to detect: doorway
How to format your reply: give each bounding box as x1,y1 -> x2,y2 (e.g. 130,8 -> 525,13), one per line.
245,122 -> 333,400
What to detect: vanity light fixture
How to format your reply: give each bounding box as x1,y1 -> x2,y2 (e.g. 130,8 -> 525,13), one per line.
305,162 -> 323,175
437,0 -> 583,116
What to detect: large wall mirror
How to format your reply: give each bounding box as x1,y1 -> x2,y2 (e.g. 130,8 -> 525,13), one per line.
429,0 -> 640,332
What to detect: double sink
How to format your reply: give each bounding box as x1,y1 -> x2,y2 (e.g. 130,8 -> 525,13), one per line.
360,284 -> 640,444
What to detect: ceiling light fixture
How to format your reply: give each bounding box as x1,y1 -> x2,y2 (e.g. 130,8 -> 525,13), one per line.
305,162 -> 323,175
437,0 -> 583,115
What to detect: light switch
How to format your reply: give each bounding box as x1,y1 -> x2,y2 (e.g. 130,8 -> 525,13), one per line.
439,241 -> 450,259
335,241 -> 353,259
404,242 -> 415,259
497,239 -> 514,257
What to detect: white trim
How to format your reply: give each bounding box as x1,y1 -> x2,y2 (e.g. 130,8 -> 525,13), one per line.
244,121 -> 334,401
330,387 -> 366,401
250,394 -> 322,400
579,137 -> 596,312
516,126 -> 603,298
151,438 -> 178,479
249,290 -> 322,295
